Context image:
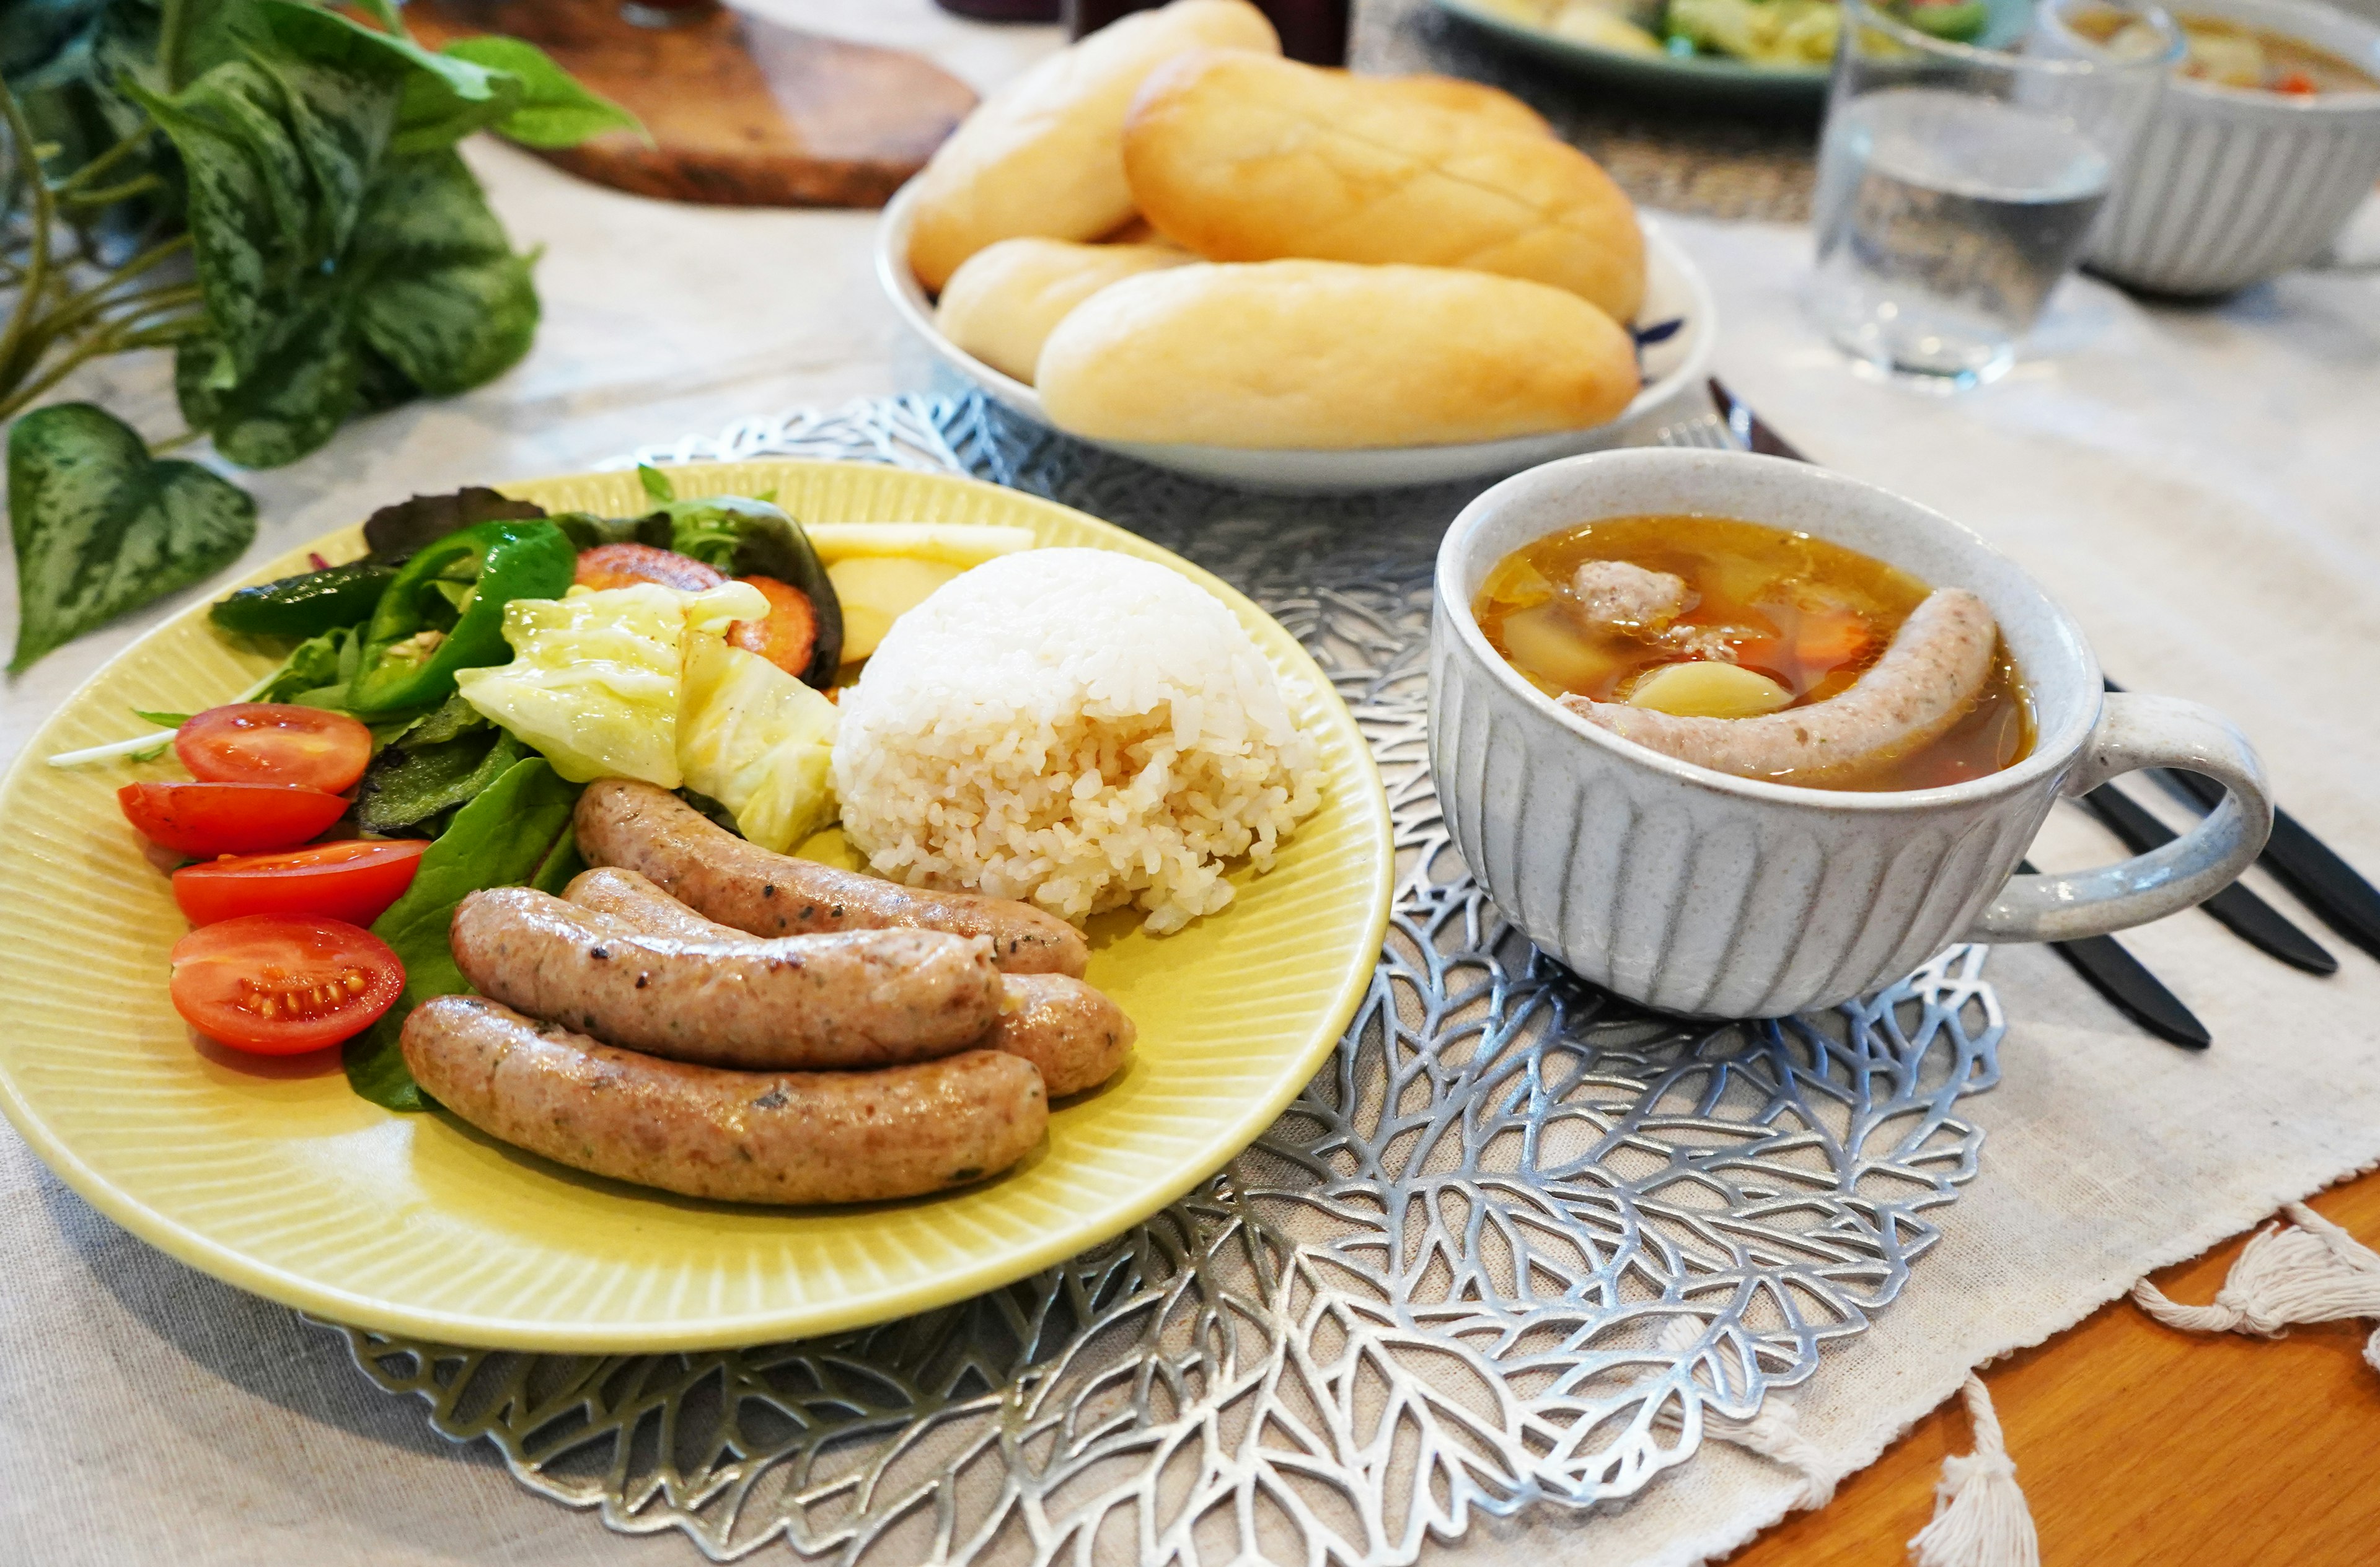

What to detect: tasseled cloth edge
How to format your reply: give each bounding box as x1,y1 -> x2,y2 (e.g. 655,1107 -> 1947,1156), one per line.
1906,1374 -> 2040,1567
2132,1201 -> 2380,1372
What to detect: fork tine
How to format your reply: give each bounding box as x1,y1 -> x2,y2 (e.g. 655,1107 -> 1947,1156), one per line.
1653,413 -> 1743,452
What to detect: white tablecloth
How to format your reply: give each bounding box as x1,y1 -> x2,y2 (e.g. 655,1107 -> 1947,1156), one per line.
5,7 -> 2380,1563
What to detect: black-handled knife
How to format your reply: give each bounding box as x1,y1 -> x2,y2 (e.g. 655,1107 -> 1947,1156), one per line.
2153,768 -> 2380,965
2094,676 -> 2380,967
2079,784 -> 2337,975
2017,859 -> 2212,1050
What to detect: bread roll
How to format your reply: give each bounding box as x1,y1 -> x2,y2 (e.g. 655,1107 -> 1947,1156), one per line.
906,0 -> 1280,293
1374,74 -> 1553,136
937,239 -> 1196,384
1122,51 -> 1645,322
1035,261 -> 1640,449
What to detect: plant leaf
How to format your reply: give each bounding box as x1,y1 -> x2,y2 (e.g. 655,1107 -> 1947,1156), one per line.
638,463 -> 674,503
438,35 -> 643,148
7,404 -> 256,672
345,755 -> 581,1110
346,0 -> 410,40
1,0 -> 106,93
174,295 -> 363,469
250,0 -> 518,159
348,149 -> 537,395
128,28 -> 403,392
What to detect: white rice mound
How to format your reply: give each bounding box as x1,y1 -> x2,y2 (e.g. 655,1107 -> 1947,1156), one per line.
831,548 -> 1326,934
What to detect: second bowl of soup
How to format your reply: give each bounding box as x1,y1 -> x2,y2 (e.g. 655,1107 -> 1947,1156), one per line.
2066,0 -> 2380,296
1429,449 -> 2273,1017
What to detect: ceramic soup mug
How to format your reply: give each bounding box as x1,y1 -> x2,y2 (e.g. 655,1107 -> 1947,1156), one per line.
1428,449 -> 2275,1017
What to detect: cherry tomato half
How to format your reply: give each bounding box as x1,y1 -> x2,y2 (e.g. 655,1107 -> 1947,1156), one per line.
175,703 -> 372,792
119,781 -> 348,858
168,915 -> 404,1055
575,543 -> 725,593
173,838 -> 428,927
727,575 -> 819,678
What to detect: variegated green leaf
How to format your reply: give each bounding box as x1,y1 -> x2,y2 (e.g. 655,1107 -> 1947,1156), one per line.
7,404 -> 255,672
351,151 -> 537,395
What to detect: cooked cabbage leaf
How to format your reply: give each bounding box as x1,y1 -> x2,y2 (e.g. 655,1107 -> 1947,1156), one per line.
454,579 -> 765,785
677,633 -> 840,853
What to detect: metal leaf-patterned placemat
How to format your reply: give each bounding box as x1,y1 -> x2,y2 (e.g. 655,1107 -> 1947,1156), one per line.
330,395 -> 2003,1565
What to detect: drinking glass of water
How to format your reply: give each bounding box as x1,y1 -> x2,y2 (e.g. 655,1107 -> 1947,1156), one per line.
1807,0 -> 2180,387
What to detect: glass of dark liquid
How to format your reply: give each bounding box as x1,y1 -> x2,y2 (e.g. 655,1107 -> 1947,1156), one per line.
1062,0 -> 1349,66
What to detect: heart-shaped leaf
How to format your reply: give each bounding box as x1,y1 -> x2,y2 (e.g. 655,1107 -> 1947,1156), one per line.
7,403 -> 256,672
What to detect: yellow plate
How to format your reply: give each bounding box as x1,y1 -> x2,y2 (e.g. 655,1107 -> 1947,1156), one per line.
0,461 -> 1392,1351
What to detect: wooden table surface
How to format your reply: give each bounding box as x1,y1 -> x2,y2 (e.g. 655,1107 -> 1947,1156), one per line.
1721,1167 -> 2380,1566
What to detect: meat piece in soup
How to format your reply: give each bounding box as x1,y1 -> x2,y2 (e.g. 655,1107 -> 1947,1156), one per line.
1474,514 -> 2034,791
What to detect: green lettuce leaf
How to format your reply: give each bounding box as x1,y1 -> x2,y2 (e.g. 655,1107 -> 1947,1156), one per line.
343,756 -> 581,1111
7,403 -> 256,672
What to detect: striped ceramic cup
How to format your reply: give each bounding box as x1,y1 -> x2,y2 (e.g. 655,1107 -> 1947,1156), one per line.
2082,0 -> 2380,296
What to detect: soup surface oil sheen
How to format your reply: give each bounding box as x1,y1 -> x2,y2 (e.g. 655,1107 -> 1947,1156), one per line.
1476,514 -> 2034,791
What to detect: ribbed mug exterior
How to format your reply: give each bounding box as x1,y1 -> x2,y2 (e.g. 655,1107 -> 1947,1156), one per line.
1429,605 -> 2055,1017
2083,0 -> 2380,296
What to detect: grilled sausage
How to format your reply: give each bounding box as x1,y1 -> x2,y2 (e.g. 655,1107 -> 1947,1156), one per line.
574,778 -> 1090,977
565,867 -> 1136,1095
449,886 -> 1000,1070
992,971 -> 1136,1097
402,996 -> 1046,1205
1558,588 -> 1998,783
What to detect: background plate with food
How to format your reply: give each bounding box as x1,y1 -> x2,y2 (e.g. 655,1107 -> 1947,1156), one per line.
1433,0 -> 2029,107
0,460 -> 1393,1352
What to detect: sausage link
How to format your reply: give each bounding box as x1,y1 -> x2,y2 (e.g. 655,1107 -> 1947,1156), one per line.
402,996 -> 1046,1205
568,866 -> 1135,1095
573,778 -> 1090,977
450,885 -> 999,1069
993,972 -> 1136,1097
1559,589 -> 1998,783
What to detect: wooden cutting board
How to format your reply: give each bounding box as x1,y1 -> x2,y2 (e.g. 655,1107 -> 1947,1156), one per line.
400,0 -> 977,208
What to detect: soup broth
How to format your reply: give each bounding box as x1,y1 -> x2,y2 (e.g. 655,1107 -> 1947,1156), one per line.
1476,514 -> 2034,791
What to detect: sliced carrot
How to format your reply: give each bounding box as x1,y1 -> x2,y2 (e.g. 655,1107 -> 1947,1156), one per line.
727,576 -> 819,678
574,543 -> 725,592
1794,607 -> 1873,669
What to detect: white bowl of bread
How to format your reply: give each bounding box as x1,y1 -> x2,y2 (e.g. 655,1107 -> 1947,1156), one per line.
875,0 -> 1715,493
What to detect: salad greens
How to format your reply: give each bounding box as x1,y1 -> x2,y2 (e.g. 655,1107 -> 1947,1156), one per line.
346,516 -> 575,713
360,484 -> 548,560
344,753 -> 582,1112
2,0 -> 638,670
352,693 -> 526,836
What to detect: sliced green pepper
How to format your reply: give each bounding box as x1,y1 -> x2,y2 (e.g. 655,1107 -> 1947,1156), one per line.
346,518 -> 575,715
209,560 -> 398,639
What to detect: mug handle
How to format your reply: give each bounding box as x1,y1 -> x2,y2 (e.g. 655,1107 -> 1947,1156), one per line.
1963,692 -> 2274,944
